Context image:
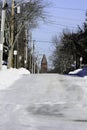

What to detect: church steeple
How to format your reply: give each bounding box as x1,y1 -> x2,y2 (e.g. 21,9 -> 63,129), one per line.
41,54 -> 48,73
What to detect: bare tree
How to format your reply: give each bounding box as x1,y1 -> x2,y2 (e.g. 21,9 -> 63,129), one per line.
3,0 -> 47,68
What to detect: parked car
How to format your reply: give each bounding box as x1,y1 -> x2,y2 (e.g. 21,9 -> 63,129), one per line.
69,67 -> 87,77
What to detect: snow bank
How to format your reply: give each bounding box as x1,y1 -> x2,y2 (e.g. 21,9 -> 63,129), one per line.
69,67 -> 87,77
0,66 -> 30,90
69,69 -> 82,74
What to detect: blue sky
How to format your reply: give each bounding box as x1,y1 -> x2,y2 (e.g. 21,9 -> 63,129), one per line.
32,0 -> 87,66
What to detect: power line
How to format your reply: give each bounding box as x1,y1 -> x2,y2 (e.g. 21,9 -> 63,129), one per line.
38,16 -> 84,29
51,6 -> 86,12
46,21 -> 77,29
38,20 -> 78,29
47,14 -> 84,22
34,40 -> 53,43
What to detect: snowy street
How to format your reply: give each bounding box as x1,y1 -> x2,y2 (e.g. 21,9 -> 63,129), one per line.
0,73 -> 87,130
1,0 -> 87,129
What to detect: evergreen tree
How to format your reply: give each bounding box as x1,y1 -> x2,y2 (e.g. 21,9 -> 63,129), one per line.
51,12 -> 87,73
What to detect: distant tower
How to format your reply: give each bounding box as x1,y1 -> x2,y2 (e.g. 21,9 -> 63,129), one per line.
41,54 -> 48,73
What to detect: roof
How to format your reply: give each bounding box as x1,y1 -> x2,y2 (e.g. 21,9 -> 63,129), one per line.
41,54 -> 47,64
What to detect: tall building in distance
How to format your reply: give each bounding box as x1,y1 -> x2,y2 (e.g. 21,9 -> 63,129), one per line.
41,54 -> 48,73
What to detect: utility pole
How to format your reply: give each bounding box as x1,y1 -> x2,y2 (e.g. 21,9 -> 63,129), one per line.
29,31 -> 32,72
31,43 -> 34,73
33,42 -> 35,74
31,40 -> 36,74
36,54 -> 40,73
8,0 -> 15,68
24,22 -> 28,68
0,0 -> 7,70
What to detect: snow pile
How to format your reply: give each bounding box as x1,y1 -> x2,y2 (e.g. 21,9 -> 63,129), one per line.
69,67 -> 87,77
16,68 -> 30,75
0,66 -> 30,90
69,68 -> 82,74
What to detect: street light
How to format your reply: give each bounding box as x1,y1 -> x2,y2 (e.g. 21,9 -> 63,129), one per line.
17,6 -> 20,14
13,50 -> 17,68
80,57 -> 83,68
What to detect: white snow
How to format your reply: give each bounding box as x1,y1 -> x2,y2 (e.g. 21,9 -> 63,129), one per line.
0,65 -> 30,90
1,66 -> 87,129
69,68 -> 82,74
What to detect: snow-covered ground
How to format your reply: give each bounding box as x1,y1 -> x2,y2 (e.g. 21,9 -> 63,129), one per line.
0,66 -> 87,129
0,66 -> 30,90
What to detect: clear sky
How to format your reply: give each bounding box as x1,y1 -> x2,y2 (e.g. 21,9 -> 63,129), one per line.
32,0 -> 87,67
